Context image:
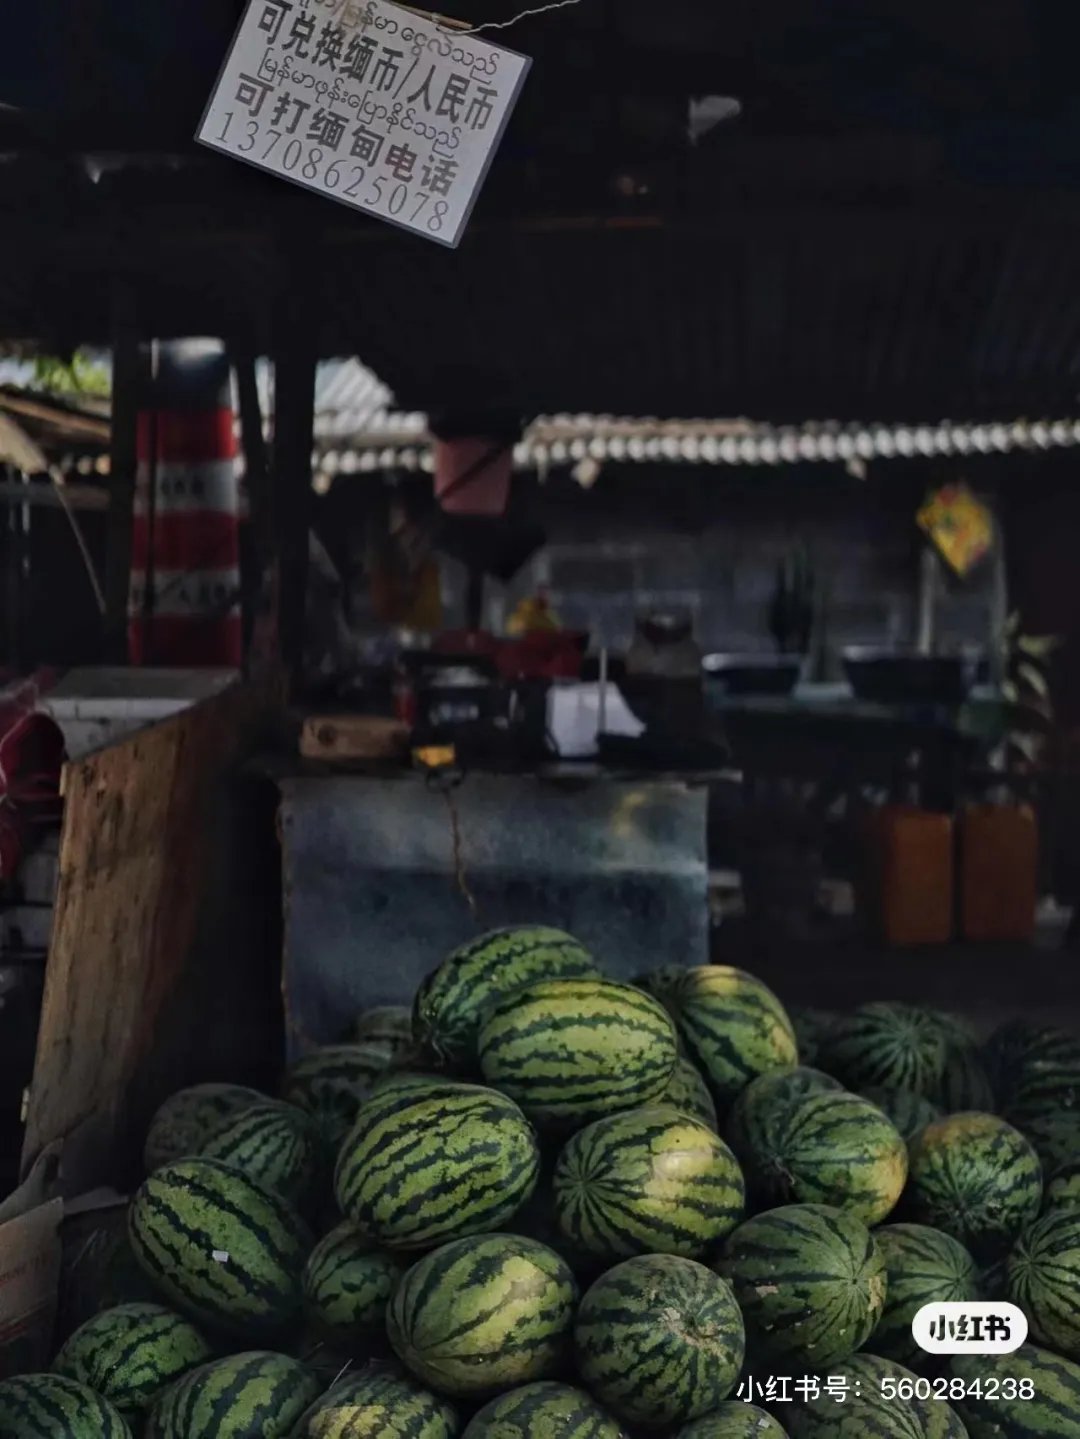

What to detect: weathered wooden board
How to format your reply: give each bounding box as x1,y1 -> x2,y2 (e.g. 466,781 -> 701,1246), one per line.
22,681 -> 283,1191
299,714 -> 409,763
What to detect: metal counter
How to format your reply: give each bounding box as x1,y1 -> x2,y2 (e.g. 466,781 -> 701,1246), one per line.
278,771 -> 707,1054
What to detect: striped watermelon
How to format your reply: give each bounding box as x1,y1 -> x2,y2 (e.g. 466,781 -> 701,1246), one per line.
287,1330 -> 358,1388
477,978 -> 678,1128
677,1407 -> 787,1438
367,1071 -> 449,1109
977,1256 -> 1008,1301
350,1005 -> 416,1057
717,1203 -> 886,1369
97,1228 -> 165,1311
1015,1107 -> 1080,1176
787,1006 -> 839,1068
904,1112 -> 1042,1260
303,1221 -> 405,1345
786,1354 -> 968,1438
52,1303 -> 211,1420
729,1087 -> 907,1225
0,1374 -> 132,1437
128,1158 -> 311,1335
463,1383 -> 625,1438
1010,1072 -> 1080,1132
639,965 -> 798,1106
291,1368 -> 459,1438
552,1106 -> 745,1263
935,1038 -> 995,1115
574,1254 -> 745,1428
334,1081 -> 540,1248
387,1234 -> 578,1397
510,1179 -> 587,1274
725,1066 -> 842,1157
282,1044 -> 393,1148
1044,1158 -> 1080,1212
861,1087 -> 942,1142
984,1020 -> 1080,1114
820,1003 -> 947,1098
143,1084 -> 267,1173
146,1351 -> 320,1438
414,926 -> 599,1070
921,1011 -> 991,1113
662,1056 -> 719,1130
870,1224 -> 980,1366
1007,1207 -> 1080,1359
199,1103 -> 319,1208
943,1343 -> 1080,1438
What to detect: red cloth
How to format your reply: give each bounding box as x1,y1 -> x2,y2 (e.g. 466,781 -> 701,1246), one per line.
434,437 -> 512,515
0,674 -> 65,880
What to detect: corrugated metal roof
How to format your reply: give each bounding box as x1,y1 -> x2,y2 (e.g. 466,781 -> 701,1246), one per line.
0,354 -> 410,447
14,359 -> 1080,484
255,358 -> 405,441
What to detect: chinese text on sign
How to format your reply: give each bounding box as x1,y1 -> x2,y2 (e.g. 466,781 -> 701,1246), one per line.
197,0 -> 531,247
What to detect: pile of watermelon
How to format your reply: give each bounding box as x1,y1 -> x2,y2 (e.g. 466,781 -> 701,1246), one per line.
6,927 -> 1080,1437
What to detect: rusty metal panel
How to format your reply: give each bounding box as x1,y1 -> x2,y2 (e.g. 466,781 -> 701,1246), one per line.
278,773 -> 707,1055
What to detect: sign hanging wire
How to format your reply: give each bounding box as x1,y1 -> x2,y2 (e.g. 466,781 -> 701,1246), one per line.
452,0 -> 585,35
398,0 -> 585,35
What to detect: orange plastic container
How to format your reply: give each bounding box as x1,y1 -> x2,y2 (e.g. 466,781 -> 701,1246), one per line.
863,805 -> 955,946
959,803 -> 1038,943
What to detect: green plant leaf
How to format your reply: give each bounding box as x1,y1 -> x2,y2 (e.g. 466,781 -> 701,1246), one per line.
1009,732 -> 1044,764
1017,634 -> 1060,658
1017,661 -> 1051,699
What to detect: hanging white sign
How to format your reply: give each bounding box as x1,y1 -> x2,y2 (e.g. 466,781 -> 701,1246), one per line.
197,0 -> 531,248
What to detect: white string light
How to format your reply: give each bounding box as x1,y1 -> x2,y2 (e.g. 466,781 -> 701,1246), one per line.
314,415 -> 1080,476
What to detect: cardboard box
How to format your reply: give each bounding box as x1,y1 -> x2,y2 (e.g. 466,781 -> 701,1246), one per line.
0,1146 -> 63,1378
54,1190 -> 133,1346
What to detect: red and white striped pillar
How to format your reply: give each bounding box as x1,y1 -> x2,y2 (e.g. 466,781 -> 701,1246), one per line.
129,340 -> 242,667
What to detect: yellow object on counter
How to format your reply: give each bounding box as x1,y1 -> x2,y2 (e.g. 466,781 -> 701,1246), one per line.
412,745 -> 457,771
506,593 -> 560,636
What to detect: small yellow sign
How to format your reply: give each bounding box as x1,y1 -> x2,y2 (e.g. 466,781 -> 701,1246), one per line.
413,745 -> 457,772
917,483 -> 994,578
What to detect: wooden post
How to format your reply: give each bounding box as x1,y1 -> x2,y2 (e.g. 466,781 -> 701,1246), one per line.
103,279 -> 141,662
270,288 -> 316,691
466,567 -> 485,631
1,464 -> 17,667
232,345 -> 272,669
233,345 -> 272,562
988,507 -> 1009,690
915,544 -> 940,656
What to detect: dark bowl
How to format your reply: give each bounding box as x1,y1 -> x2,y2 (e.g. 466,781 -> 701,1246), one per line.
703,654 -> 803,697
842,647 -> 977,705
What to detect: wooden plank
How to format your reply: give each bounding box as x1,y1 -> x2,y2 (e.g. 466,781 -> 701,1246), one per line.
22,682 -> 283,1191
0,481 -> 108,511
232,346 -> 272,566
300,714 -> 409,762
271,259 -> 316,692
